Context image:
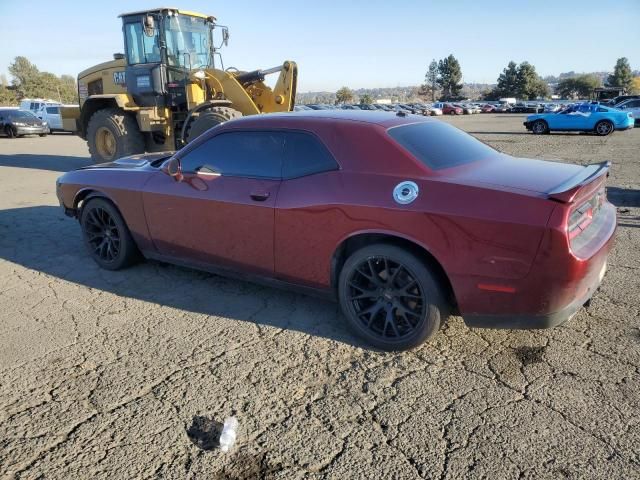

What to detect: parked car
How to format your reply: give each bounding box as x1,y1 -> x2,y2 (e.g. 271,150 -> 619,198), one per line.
605,95 -> 640,107
432,103 -> 462,115
615,98 -> 640,125
481,104 -> 497,113
426,105 -> 443,116
543,104 -> 561,113
358,104 -> 377,111
524,103 -> 634,135
510,103 -> 535,113
495,104 -> 512,113
341,104 -> 362,110
0,108 -> 50,138
57,110 -> 616,351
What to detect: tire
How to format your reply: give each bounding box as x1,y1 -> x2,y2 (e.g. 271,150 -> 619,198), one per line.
338,244 -> 447,351
5,125 -> 16,138
448,110 -> 456,115
87,108 -> 145,164
39,133 -> 47,137
595,120 -> 614,136
80,198 -> 140,270
531,120 -> 548,135
185,107 -> 242,143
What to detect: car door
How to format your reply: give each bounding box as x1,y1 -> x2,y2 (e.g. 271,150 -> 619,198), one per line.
142,130 -> 284,275
45,106 -> 62,130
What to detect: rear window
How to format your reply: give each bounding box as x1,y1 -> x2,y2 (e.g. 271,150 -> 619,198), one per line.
387,121 -> 496,170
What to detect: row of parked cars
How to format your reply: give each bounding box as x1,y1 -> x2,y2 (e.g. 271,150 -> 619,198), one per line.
295,103 -> 445,116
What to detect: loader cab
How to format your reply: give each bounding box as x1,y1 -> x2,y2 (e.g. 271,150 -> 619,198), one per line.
119,8 -> 223,108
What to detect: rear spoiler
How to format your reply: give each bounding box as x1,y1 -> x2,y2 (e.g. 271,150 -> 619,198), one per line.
547,161 -> 611,203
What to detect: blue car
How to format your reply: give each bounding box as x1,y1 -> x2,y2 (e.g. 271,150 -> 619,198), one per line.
524,103 -> 634,135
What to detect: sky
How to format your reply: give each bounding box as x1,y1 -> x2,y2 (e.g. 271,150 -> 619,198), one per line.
0,0 -> 639,92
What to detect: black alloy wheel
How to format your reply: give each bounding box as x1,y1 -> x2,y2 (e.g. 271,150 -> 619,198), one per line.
80,198 -> 139,270
339,244 -> 446,351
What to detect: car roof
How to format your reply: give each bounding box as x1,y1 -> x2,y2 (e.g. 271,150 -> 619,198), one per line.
222,110 -> 434,129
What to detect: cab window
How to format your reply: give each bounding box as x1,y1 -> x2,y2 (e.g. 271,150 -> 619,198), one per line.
124,22 -> 161,64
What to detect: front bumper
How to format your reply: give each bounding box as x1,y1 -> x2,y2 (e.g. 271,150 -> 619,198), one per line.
15,125 -> 49,135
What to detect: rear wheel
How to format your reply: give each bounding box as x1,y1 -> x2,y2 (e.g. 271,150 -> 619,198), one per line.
338,244 -> 447,351
532,120 -> 548,135
5,125 -> 16,138
185,107 -> 242,143
595,120 -> 613,136
80,198 -> 139,270
87,108 -> 145,163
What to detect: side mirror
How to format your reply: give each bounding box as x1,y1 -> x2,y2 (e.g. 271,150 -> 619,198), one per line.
143,15 -> 156,37
163,157 -> 183,181
222,27 -> 230,46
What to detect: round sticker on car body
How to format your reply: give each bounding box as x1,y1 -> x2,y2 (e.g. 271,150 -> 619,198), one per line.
393,181 -> 419,205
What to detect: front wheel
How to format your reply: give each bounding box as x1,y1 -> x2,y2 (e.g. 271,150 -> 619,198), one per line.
87,108 -> 145,163
595,120 -> 613,136
80,198 -> 140,270
5,126 -> 16,138
338,244 -> 447,351
532,120 -> 548,135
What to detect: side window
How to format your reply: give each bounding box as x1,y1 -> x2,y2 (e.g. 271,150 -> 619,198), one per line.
282,131 -> 338,179
180,131 -> 284,178
46,107 -> 59,114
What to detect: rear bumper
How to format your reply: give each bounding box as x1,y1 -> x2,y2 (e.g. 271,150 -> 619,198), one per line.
463,260 -> 607,329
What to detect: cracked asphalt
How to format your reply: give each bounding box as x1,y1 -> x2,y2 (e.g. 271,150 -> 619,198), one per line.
0,115 -> 639,479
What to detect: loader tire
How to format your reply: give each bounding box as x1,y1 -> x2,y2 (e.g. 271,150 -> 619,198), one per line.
87,108 -> 145,164
185,107 -> 243,143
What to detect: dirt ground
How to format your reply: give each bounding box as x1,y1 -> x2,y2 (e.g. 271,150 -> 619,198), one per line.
0,115 -> 638,479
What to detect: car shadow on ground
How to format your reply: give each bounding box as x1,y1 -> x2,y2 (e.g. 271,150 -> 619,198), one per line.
607,187 -> 640,208
0,154 -> 92,173
0,205 -> 367,348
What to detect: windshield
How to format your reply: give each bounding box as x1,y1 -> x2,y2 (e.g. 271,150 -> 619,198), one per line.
8,110 -> 38,119
164,14 -> 212,69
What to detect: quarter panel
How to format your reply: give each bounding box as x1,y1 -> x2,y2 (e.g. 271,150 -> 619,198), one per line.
274,170 -> 555,300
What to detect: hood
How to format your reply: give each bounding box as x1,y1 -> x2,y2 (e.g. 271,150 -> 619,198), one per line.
80,151 -> 173,170
449,155 -> 584,196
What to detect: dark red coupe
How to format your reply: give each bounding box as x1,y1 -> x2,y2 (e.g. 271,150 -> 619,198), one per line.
57,111 -> 616,351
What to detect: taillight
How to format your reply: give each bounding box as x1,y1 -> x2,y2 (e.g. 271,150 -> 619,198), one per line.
567,189 -> 604,240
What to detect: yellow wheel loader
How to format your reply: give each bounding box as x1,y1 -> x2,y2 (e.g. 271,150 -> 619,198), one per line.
62,8 -> 297,163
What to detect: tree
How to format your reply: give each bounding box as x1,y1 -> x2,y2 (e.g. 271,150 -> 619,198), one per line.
607,57 -> 633,90
359,93 -> 373,105
556,74 -> 601,99
335,86 -> 354,104
516,62 -> 549,99
421,60 -> 439,102
492,61 -> 519,98
5,56 -> 78,103
437,54 -> 462,99
630,77 -> 640,95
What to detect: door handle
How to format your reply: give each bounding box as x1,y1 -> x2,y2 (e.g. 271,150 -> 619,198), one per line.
250,191 -> 270,201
